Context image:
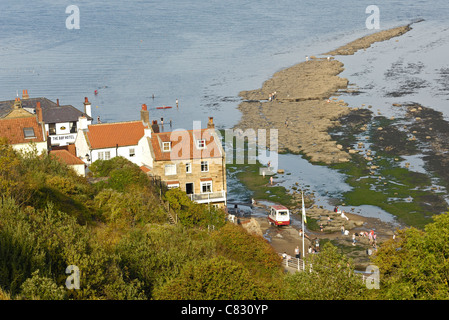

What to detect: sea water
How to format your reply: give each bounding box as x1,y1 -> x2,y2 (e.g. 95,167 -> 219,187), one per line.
1,0 -> 449,223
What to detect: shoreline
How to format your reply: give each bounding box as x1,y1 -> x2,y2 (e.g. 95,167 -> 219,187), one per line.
232,24 -> 418,261
235,23 -> 413,164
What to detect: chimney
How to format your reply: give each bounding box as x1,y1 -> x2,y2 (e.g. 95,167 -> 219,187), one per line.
144,127 -> 152,138
83,97 -> 92,117
56,99 -> 59,106
141,104 -> 150,124
22,89 -> 29,100
207,116 -> 215,129
78,115 -> 89,131
13,97 -> 22,109
151,120 -> 159,133
36,101 -> 43,123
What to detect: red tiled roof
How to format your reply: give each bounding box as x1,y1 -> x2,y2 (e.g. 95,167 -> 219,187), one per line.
86,121 -> 147,149
0,116 -> 45,145
52,144 -> 77,156
150,128 -> 222,161
139,165 -> 151,173
49,149 -> 85,165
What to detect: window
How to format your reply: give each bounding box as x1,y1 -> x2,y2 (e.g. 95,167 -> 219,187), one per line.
185,162 -> 192,174
48,123 -> 56,135
98,151 -> 111,160
23,127 -> 36,138
197,139 -> 206,149
201,161 -> 209,172
70,121 -> 77,133
162,142 -> 171,152
201,181 -> 212,193
165,164 -> 176,176
129,148 -> 135,157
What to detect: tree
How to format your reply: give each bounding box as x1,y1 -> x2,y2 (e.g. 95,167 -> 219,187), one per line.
19,270 -> 66,300
284,242 -> 367,300
372,213 -> 449,299
153,256 -> 278,300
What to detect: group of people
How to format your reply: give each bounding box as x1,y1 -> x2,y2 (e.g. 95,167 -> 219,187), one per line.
268,91 -> 277,101
348,229 -> 378,249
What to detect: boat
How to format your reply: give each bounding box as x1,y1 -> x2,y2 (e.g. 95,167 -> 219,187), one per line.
156,106 -> 172,109
267,204 -> 290,226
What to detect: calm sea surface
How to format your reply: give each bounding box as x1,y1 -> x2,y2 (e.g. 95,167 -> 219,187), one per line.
2,0 -> 449,220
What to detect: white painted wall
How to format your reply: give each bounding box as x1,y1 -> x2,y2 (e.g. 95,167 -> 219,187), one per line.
12,141 -> 48,155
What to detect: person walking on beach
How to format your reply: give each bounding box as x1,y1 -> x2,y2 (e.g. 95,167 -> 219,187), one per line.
176,98 -> 179,108
295,246 -> 300,259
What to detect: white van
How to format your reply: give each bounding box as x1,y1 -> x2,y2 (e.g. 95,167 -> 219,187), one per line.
268,205 -> 290,226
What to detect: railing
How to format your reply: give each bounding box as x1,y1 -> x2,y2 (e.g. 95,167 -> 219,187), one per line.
281,255 -> 307,272
188,191 -> 226,203
279,253 -> 370,283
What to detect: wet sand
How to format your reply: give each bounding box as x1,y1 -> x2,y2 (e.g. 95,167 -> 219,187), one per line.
235,24 -> 413,164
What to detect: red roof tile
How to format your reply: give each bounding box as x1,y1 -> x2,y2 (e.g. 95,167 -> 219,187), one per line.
0,116 -> 45,145
49,149 -> 85,165
86,121 -> 147,149
151,128 -> 222,161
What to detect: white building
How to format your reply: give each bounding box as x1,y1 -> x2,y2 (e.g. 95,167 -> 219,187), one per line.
74,118 -> 152,166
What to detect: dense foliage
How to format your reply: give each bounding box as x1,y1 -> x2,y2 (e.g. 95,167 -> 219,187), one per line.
1,139 -> 449,300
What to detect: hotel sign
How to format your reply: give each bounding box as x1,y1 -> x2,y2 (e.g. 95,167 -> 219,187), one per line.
50,133 -> 76,143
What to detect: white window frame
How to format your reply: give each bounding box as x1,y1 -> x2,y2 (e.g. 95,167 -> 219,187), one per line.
201,181 -> 213,194
185,162 -> 192,174
98,151 -> 104,160
129,148 -> 135,157
164,164 -> 177,176
201,160 -> 209,172
197,139 -> 206,149
104,151 -> 111,160
162,142 -> 171,152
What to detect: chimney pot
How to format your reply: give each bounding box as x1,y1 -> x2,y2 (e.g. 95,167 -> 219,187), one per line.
207,116 -> 215,128
140,104 -> 149,124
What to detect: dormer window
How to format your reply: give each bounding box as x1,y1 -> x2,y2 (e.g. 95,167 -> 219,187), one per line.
197,139 -> 206,149
162,141 -> 171,152
23,127 -> 36,139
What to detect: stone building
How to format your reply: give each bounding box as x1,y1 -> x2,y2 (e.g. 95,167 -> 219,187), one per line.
147,116 -> 227,208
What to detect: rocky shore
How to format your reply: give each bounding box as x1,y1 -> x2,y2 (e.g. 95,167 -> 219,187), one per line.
234,24 -> 418,268
235,24 -> 413,164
